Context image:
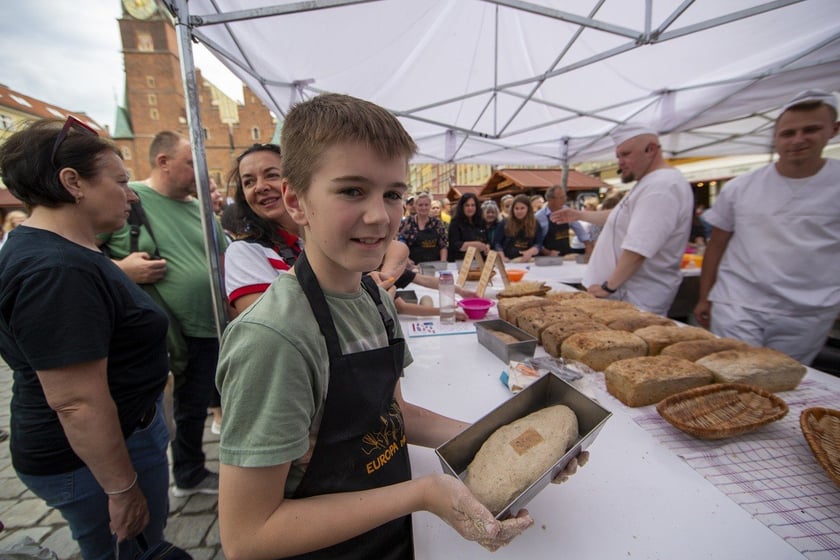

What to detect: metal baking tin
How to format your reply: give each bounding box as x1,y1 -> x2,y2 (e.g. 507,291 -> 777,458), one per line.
435,372 -> 612,519
533,256 -> 565,266
418,261 -> 449,275
475,319 -> 538,362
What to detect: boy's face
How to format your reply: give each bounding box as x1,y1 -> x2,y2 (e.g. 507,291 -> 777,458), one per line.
283,141 -> 408,292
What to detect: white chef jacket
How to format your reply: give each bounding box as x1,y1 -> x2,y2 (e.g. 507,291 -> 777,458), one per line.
704,158 -> 840,314
583,167 -> 693,315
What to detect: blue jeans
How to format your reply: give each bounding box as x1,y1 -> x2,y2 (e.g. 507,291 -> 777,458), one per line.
171,336 -> 219,487
17,398 -> 170,560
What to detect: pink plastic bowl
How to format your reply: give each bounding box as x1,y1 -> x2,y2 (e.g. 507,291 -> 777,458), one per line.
458,297 -> 494,320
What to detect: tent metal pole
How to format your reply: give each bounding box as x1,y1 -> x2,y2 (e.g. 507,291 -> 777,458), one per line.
560,137 -> 569,190
171,0 -> 229,339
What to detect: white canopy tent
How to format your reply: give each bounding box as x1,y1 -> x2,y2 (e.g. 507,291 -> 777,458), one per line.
161,0 -> 840,334
164,0 -> 840,166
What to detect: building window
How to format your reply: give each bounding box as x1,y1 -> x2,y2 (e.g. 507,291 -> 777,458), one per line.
146,76 -> 156,88
0,114 -> 13,130
251,127 -> 260,140
150,108 -> 159,120
203,128 -> 209,140
121,147 -> 132,161
137,32 -> 153,52
148,94 -> 157,106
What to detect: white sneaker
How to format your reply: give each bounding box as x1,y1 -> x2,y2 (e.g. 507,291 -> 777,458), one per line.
211,419 -> 221,435
173,472 -> 219,497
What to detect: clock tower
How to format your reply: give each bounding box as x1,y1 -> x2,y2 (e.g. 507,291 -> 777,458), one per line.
113,0 -> 279,186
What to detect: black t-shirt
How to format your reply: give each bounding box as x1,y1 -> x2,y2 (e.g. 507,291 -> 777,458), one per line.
447,220 -> 488,262
0,227 -> 169,475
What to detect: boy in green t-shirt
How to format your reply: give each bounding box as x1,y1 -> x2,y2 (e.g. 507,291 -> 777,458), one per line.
216,94 -> 582,558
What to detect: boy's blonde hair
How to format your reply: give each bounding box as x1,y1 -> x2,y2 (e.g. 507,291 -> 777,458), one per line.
281,93 -> 417,194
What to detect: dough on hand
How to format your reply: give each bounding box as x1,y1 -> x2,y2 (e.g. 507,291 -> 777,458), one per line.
464,405 -> 578,515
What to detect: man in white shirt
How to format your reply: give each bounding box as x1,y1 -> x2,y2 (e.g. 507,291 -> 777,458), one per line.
694,90 -> 840,364
550,125 -> 693,315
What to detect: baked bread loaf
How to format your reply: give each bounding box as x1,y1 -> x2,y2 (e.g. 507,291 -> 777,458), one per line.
541,320 -> 612,357
545,291 -> 594,303
497,281 -> 549,298
463,405 -> 578,515
561,331 -> 648,371
556,298 -> 636,314
604,355 -> 714,407
508,302 -> 564,327
607,312 -> 674,332
660,337 -> 749,361
517,308 -> 590,340
497,296 -> 545,322
488,330 -> 521,345
633,325 -> 716,355
696,347 -> 806,392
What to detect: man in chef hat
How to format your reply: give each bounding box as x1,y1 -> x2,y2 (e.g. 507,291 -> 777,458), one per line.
694,90 -> 840,364
551,124 -> 694,315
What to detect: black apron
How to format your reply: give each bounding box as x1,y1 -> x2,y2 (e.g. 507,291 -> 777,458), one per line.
501,225 -> 533,260
542,220 -> 573,255
408,219 -> 442,263
288,251 -> 413,560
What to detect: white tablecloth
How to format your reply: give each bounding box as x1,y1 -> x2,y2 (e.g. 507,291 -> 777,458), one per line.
399,281 -> 839,560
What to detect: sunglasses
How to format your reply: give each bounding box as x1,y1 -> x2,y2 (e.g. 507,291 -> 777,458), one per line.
51,116 -> 98,170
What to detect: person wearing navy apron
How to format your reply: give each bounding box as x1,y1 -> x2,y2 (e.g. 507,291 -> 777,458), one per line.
493,194 -> 542,261
216,93 -> 559,560
398,193 -> 448,263
541,220 -> 573,255
289,251 -> 412,559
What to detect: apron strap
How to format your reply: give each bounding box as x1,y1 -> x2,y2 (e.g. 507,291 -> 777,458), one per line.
361,275 -> 396,342
295,251 -> 343,359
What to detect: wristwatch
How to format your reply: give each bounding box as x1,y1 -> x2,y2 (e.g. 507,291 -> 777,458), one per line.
601,281 -> 617,294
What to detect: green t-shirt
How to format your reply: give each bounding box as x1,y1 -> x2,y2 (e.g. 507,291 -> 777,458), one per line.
103,183 -> 228,337
216,273 -> 412,495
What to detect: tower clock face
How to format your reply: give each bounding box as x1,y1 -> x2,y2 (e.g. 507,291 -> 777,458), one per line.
123,0 -> 158,20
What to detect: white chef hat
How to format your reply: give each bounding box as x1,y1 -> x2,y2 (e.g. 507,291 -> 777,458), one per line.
610,124 -> 658,147
781,89 -> 838,113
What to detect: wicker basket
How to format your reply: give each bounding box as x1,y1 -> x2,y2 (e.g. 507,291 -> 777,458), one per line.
800,407 -> 840,488
656,383 -> 788,440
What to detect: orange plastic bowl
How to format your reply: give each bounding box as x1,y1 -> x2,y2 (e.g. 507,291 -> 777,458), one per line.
506,269 -> 526,282
458,298 -> 494,320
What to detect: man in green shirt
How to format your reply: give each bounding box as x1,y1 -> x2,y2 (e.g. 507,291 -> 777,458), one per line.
104,131 -> 227,496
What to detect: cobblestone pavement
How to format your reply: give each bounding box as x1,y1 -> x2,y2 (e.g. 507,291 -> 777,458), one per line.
0,361 -> 225,559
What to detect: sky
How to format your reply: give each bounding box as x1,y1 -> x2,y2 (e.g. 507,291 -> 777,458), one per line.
0,0 -> 243,132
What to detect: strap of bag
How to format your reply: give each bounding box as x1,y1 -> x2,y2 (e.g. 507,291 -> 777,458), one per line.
127,194 -> 161,259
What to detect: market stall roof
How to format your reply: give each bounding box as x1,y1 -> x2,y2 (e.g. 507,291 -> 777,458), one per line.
165,0 -> 840,166
480,168 -> 610,199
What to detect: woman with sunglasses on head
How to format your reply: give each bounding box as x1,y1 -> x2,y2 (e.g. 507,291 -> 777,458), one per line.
397,192 -> 448,264
224,143 -> 303,316
0,119 -> 171,559
446,193 -> 489,262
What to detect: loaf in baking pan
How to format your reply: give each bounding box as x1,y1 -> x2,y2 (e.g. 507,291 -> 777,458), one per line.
463,405 -> 579,515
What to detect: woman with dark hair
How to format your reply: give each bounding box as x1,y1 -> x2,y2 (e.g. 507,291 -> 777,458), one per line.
0,118 -> 171,558
446,193 -> 489,262
493,193 -> 543,262
224,143 -> 303,315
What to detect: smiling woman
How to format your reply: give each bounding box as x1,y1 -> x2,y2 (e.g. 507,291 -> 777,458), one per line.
0,118 -> 172,558
223,143 -> 303,315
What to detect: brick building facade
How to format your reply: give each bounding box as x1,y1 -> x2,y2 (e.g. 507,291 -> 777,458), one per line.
115,1 -> 277,195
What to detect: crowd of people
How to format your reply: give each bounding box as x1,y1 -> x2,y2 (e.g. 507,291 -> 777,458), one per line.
0,87 -> 836,559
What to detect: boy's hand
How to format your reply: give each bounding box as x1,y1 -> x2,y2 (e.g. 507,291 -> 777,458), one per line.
425,474 -> 534,551
551,450 -> 589,484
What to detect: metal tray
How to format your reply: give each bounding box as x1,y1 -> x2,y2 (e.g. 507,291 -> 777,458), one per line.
534,256 -> 564,266
418,261 -> 449,275
436,372 -> 612,519
475,319 -> 537,362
